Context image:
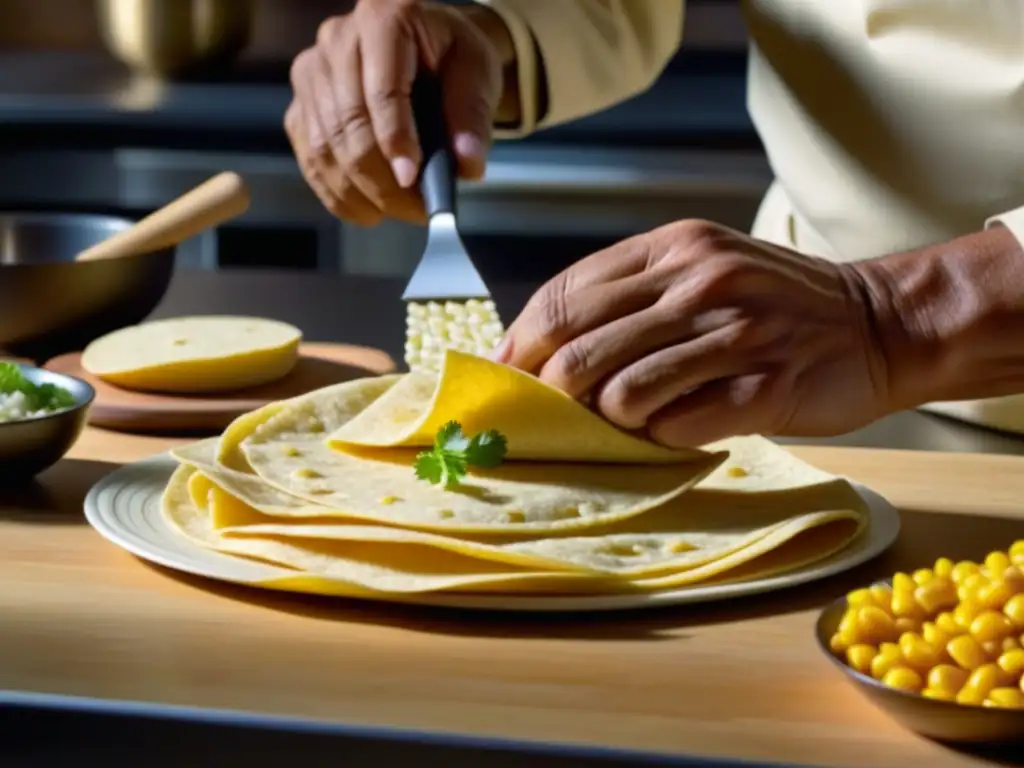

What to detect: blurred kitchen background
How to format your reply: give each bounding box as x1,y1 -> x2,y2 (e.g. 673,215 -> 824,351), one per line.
0,0 -> 766,283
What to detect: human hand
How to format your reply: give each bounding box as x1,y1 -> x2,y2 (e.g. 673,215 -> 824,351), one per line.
494,220 -> 895,447
285,0 -> 507,226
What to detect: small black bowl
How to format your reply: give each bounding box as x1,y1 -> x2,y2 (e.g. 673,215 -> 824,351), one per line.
815,592 -> 1024,744
0,364 -> 95,482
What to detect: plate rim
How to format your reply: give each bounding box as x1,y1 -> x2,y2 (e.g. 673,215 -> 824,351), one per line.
84,453 -> 901,613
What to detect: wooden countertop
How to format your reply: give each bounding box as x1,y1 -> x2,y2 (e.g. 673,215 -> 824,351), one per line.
3,427 -> 1024,768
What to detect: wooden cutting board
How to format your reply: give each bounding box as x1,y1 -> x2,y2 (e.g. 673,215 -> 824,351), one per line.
44,342 -> 396,433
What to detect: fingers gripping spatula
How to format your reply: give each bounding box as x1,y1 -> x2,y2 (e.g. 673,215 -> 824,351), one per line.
401,73 -> 504,374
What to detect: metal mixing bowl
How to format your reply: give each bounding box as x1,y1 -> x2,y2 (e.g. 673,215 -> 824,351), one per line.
0,364 -> 95,482
0,212 -> 176,361
97,0 -> 254,78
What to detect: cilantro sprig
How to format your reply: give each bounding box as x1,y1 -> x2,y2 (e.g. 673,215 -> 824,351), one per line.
0,362 -> 77,412
414,421 -> 508,489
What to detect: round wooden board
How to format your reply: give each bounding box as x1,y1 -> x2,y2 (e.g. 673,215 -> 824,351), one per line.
44,342 -> 397,434
0,351 -> 32,365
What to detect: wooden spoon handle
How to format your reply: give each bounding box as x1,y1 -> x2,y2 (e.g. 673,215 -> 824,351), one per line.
75,172 -> 251,262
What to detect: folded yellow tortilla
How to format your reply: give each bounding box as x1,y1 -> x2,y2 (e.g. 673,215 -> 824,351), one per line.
328,350 -> 706,463
216,375 -> 402,473
208,379 -> 726,534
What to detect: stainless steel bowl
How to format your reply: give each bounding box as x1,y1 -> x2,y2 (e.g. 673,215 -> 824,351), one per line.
815,593 -> 1024,744
0,364 -> 95,482
97,0 -> 254,78
0,212 -> 176,361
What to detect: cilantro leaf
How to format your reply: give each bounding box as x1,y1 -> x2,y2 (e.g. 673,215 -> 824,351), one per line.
435,420 -> 469,452
465,430 -> 507,468
413,421 -> 508,489
0,362 -> 76,412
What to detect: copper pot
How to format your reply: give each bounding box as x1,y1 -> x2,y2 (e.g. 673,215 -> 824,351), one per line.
97,0 -> 254,78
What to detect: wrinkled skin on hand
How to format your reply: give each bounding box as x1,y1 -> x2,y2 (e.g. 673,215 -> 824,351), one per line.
285,0 -> 502,226
496,220 -> 892,448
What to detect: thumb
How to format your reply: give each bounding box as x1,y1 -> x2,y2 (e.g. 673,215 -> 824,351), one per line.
439,34 -> 502,180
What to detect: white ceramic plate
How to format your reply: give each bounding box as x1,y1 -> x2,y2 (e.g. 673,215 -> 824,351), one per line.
84,454 -> 901,613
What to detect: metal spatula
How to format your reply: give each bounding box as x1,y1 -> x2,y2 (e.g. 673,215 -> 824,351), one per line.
401,73 -> 503,374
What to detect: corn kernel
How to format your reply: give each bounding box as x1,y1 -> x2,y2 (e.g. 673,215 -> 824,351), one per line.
1003,636 -> 1021,653
892,572 -> 915,592
894,617 -> 918,635
997,648 -> 1024,677
829,634 -> 847,654
911,568 -> 934,586
1009,540 -> 1024,565
846,588 -> 874,608
954,601 -> 980,629
922,687 -> 955,701
1002,566 -> 1024,594
952,561 -> 980,584
979,580 -> 1014,611
957,686 -> 987,706
881,666 -> 923,693
985,551 -> 1012,577
915,577 -> 957,615
982,640 -> 1003,661
970,610 -> 1013,644
964,663 -> 1005,699
921,621 -> 950,651
987,687 -> 1024,709
846,644 -> 876,675
870,644 -> 904,679
1004,594 -> 1024,628
926,664 -> 969,696
869,585 -> 894,612
948,634 -> 987,671
935,612 -> 960,635
891,587 -> 924,619
934,557 -> 955,579
858,606 -> 897,644
964,572 -> 989,591
899,632 -> 940,671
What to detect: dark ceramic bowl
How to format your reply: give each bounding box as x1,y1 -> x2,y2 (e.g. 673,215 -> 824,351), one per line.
0,212 -> 175,360
0,364 -> 95,482
816,591 -> 1024,744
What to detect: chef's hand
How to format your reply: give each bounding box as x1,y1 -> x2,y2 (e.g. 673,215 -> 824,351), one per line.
286,0 -> 509,226
494,220 -> 895,447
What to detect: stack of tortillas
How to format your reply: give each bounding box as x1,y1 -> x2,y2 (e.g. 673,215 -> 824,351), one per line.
163,349 -> 870,599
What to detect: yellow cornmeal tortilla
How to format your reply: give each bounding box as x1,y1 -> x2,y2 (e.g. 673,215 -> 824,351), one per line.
163,463 -> 620,595
215,375 -> 402,472
697,435 -> 839,493
173,437 -> 867,579
166,463 -> 864,596
327,350 -> 707,463
228,379 -> 726,534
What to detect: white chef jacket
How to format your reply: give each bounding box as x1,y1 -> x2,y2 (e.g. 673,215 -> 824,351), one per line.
476,0 -> 1024,433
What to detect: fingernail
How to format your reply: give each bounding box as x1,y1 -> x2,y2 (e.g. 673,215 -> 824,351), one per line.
453,131 -> 485,161
390,156 -> 418,188
489,337 -> 511,363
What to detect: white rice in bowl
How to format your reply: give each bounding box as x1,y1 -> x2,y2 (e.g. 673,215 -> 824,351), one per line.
0,391 -> 69,423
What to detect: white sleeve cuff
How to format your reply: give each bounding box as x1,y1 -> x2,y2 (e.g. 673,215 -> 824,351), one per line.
472,0 -> 539,139
986,204 -> 1024,249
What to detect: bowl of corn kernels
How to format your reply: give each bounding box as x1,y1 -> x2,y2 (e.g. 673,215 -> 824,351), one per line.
816,541 -> 1024,743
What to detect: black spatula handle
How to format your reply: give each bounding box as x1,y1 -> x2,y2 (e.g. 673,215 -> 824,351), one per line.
411,72 -> 456,218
